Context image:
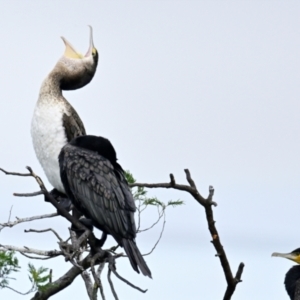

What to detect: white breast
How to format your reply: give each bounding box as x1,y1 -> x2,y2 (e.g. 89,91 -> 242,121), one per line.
31,97 -> 68,193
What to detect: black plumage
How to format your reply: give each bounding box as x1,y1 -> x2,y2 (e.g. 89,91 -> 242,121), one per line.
59,135 -> 152,278
285,265 -> 300,300
272,248 -> 300,300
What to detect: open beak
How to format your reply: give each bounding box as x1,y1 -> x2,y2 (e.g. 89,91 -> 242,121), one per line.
61,37 -> 83,59
85,25 -> 95,57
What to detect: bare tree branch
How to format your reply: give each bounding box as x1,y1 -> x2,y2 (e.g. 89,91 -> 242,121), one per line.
96,263 -> 106,300
0,213 -> 58,229
19,252 -> 58,261
30,254 -> 96,300
81,270 -> 95,300
109,263 -> 147,293
24,228 -> 63,242
0,168 -> 31,177
2,166 -> 153,299
7,205 -> 13,223
14,191 -> 43,197
0,244 -> 62,258
107,268 -> 119,300
131,169 -> 244,300
3,284 -> 35,295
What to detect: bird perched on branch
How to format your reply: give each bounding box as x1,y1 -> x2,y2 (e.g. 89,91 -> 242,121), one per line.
31,28 -> 151,277
59,135 -> 152,277
272,248 -> 300,299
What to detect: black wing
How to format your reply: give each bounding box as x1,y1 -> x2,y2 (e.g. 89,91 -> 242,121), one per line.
62,107 -> 86,143
59,143 -> 136,242
59,136 -> 152,277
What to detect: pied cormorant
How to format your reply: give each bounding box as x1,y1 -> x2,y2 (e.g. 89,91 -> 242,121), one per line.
272,248 -> 300,299
31,26 -> 98,193
31,29 -> 151,277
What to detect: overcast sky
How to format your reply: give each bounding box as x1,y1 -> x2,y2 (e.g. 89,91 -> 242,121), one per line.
0,1 -> 300,299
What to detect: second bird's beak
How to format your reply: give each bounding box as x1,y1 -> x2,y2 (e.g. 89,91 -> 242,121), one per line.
272,252 -> 300,264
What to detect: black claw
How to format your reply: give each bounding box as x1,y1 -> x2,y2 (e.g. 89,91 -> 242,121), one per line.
79,218 -> 94,230
71,218 -> 94,236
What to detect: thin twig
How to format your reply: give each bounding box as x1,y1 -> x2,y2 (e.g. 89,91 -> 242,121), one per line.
24,228 -> 63,242
109,264 -> 147,293
7,205 -> 13,223
137,198 -> 142,231
91,253 -> 102,290
49,269 -> 52,283
0,212 -> 58,228
14,191 -> 43,197
138,206 -> 165,233
3,284 -> 35,295
107,268 -> 119,300
0,244 -> 62,258
97,263 -> 106,300
143,213 -> 166,256
20,252 -> 59,260
0,168 -> 31,177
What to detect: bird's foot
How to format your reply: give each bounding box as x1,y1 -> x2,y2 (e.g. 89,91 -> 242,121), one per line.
48,189 -> 72,212
78,218 -> 94,230
71,218 -> 94,236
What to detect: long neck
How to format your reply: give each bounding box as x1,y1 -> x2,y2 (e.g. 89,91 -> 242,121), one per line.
39,69 -> 63,101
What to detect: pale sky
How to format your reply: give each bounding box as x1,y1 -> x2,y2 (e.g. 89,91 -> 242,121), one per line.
0,1 -> 300,299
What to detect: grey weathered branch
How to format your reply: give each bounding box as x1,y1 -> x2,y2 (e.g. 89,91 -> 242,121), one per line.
0,212 -> 58,229
25,228 -> 63,242
1,167 -> 149,299
131,169 -> 244,300
109,262 -> 147,293
0,244 -> 62,258
30,254 -> 103,300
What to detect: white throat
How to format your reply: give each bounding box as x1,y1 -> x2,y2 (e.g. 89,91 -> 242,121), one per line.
31,94 -> 68,193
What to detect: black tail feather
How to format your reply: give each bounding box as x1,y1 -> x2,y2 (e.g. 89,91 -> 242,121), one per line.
122,239 -> 152,278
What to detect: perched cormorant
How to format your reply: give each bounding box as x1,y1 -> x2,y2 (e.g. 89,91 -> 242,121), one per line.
59,135 -> 152,278
31,29 -> 151,277
272,248 -> 300,299
31,26 -> 98,193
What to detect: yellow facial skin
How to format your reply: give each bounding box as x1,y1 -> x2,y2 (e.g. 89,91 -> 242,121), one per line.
61,26 -> 96,59
61,37 -> 83,59
292,254 -> 300,264
92,48 -> 97,56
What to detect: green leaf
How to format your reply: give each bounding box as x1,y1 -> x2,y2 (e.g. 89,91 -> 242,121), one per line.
125,170 -> 136,184
0,251 -> 20,289
167,200 -> 184,207
28,263 -> 50,291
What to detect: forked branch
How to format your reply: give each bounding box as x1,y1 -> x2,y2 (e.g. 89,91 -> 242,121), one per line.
131,169 -> 244,300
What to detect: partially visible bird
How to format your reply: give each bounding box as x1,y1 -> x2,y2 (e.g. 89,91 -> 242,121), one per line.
59,135 -> 152,278
31,26 -> 98,195
272,248 -> 300,299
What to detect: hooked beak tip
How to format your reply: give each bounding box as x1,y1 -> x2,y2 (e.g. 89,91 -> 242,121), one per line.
85,25 -> 95,57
